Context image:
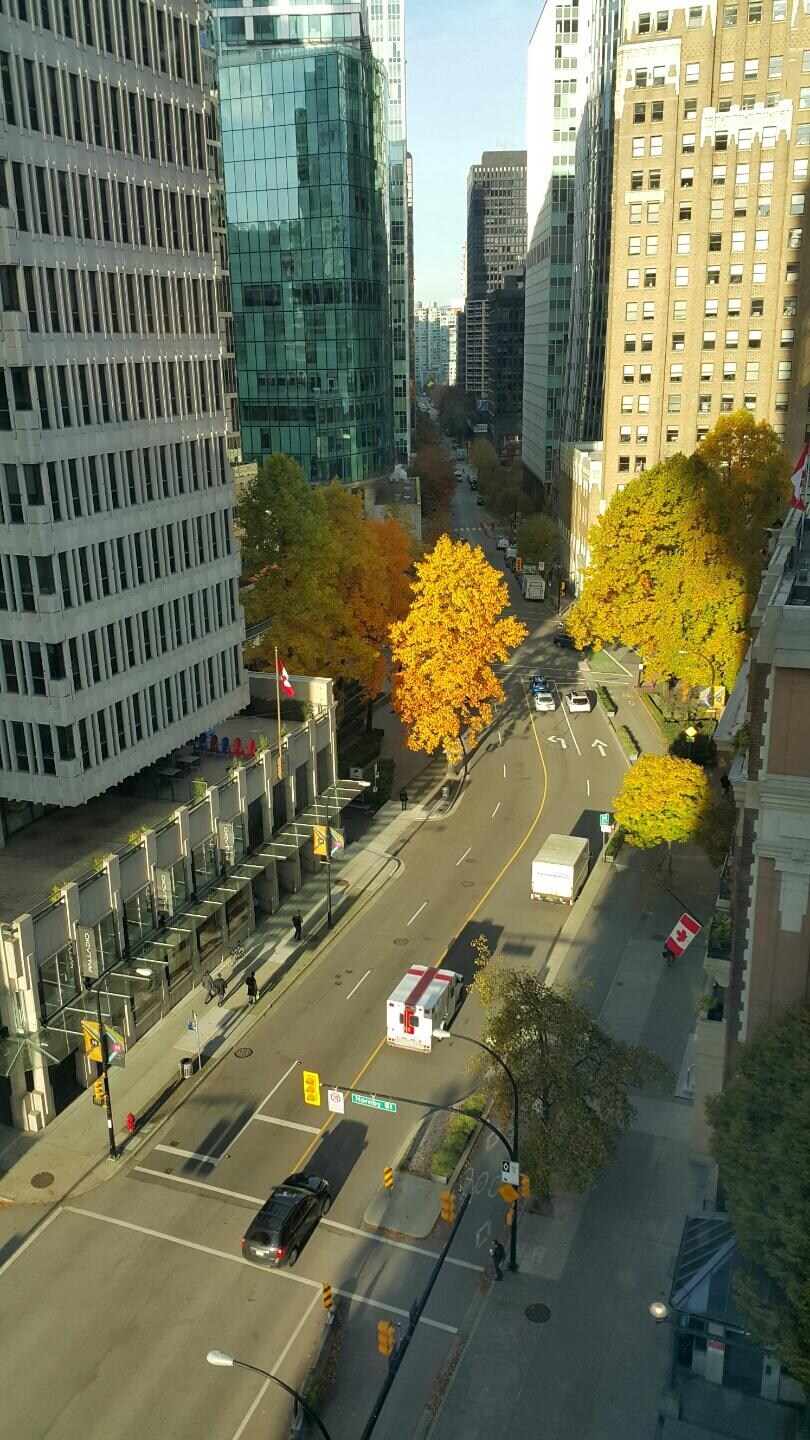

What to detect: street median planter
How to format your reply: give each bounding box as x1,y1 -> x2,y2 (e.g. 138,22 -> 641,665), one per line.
616,725 -> 640,762
429,1092 -> 487,1183
596,685 -> 618,717
603,825 -> 626,864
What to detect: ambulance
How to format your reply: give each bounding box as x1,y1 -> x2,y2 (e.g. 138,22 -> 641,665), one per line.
386,966 -> 466,1053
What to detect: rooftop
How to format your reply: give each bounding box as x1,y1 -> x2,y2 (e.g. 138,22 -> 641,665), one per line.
0,677 -> 326,924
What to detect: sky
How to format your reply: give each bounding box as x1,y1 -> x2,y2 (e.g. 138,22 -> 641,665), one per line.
405,0 -> 534,305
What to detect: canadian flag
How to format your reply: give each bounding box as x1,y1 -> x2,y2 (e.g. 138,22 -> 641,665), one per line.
790,443 -> 808,512
665,912 -> 702,958
277,657 -> 295,698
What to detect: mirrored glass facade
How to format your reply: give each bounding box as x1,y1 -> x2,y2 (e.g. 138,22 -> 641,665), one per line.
217,20 -> 394,485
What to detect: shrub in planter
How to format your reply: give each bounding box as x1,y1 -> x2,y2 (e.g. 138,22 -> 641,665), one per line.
597,685 -> 618,716
604,825 -> 625,862
617,725 -> 640,761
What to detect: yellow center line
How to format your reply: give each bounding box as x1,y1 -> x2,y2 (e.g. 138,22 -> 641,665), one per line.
291,678 -> 548,1172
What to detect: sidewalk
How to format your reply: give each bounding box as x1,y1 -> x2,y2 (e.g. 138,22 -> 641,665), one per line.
420,844 -> 727,1440
0,761 -> 448,1208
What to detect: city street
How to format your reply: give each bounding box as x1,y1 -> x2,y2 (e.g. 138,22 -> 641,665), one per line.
1,486 -> 634,1440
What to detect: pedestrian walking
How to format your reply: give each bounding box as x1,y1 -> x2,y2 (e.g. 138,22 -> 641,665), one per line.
214,975 -> 227,1006
202,970 -> 215,1005
720,772 -> 731,795
399,787 -> 409,811
245,971 -> 258,1007
490,1239 -> 506,1282
292,910 -> 303,942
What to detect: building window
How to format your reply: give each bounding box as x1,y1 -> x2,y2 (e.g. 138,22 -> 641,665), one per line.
632,137 -> 646,157
651,100 -> 664,120
703,330 -> 717,349
638,395 -> 650,413
668,394 -> 682,411
650,135 -> 663,156
748,330 -> 762,347
621,395 -> 633,413
681,168 -> 694,188
720,395 -> 734,413
726,329 -> 739,348
751,296 -> 764,315
646,235 -> 659,255
736,163 -> 750,184
744,58 -> 759,78
639,364 -> 652,382
712,166 -> 726,186
708,233 -> 722,252
670,364 -> 683,382
682,133 -> 696,153
618,457 -> 630,473
707,266 -> 721,285
698,395 -> 712,413
627,268 -> 640,287
647,201 -> 660,221
666,426 -> 679,441
623,365 -> 635,381
724,3 -> 737,21
625,333 -> 637,351
684,98 -> 697,119
781,328 -> 795,346
634,102 -> 646,122
675,266 -> 689,286
631,170 -> 644,190
731,231 -> 745,251
672,332 -> 685,350
688,7 -> 703,24
786,262 -> 800,281
789,228 -> 803,248
685,63 -> 700,82
649,169 -> 661,188
643,301 -> 655,319
730,265 -> 743,284
705,299 -> 719,316
629,236 -> 642,255
619,426 -> 631,443
783,294 -> 797,316
791,193 -> 806,214
673,300 -> 687,319
722,362 -> 736,379
679,204 -> 692,220
772,0 -> 785,13
768,55 -> 783,76
797,124 -> 810,144
641,332 -> 654,350
629,203 -> 642,223
777,360 -> 792,379
625,301 -> 639,320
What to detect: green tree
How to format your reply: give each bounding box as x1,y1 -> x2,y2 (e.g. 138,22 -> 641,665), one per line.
437,386 -> 475,438
472,946 -> 670,1202
517,513 -> 560,569
237,452 -> 321,580
707,1004 -> 810,1386
612,753 -> 716,872
469,438 -> 500,491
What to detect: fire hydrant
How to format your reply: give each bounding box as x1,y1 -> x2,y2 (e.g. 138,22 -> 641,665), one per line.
125,1111 -> 137,1135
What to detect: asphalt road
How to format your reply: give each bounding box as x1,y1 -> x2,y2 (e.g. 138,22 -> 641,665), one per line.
1,484 -> 631,1440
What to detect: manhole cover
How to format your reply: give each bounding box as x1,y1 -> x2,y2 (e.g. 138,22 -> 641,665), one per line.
30,1171 -> 54,1189
393,938 -> 410,946
525,1303 -> 551,1324
461,880 -> 475,887
234,1047 -> 253,1059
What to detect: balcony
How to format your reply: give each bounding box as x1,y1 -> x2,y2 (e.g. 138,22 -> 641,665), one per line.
704,909 -> 731,989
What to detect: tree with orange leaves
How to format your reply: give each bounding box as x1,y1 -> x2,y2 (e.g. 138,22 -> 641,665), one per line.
390,535 -> 527,770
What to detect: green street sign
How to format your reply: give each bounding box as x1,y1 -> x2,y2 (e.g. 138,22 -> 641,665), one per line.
351,1092 -> 397,1114
599,812 -> 611,829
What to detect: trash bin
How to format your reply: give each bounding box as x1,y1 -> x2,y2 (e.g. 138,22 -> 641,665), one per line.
180,1056 -> 194,1080
441,784 -> 450,801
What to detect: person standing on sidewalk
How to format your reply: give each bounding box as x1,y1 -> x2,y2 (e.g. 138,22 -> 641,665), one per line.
214,975 -> 227,1006
490,1239 -> 506,1282
202,970 -> 215,1005
399,788 -> 409,811
292,910 -> 303,942
244,971 -> 258,1007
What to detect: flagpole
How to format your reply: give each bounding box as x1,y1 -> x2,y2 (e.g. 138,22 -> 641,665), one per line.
274,644 -> 283,785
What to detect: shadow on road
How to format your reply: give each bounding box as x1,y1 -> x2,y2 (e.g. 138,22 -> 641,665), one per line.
305,1118 -> 368,1201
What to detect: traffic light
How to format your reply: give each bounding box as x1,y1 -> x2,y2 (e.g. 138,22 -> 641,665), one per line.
92,1078 -> 105,1106
377,1320 -> 396,1357
519,1172 -> 530,1198
302,1070 -> 321,1107
440,1188 -> 456,1223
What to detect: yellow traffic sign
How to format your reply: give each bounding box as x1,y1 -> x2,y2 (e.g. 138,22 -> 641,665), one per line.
302,1070 -> 321,1107
499,1183 -> 519,1203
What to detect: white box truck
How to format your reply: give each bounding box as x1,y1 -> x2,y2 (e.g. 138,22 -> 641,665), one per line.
521,574 -> 546,601
386,966 -> 465,1052
531,835 -> 590,905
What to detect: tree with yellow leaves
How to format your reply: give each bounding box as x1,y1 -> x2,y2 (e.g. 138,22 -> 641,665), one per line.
390,535 -> 527,769
613,753 -> 717,873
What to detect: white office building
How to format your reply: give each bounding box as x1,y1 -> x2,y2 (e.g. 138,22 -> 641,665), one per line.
414,301 -> 459,388
0,0 -> 249,824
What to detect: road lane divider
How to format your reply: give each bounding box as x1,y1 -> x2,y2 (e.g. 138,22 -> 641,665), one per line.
250,1115 -> 320,1134
406,902 -> 427,926
346,968 -> 372,1000
455,846 -> 472,866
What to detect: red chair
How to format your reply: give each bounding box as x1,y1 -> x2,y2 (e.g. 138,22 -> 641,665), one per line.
230,737 -> 244,759
206,734 -> 218,755
244,738 -> 257,760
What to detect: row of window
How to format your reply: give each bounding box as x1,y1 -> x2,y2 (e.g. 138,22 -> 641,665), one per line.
0,352 -> 224,433
1,155 -> 212,258
620,387 -> 790,413
637,0 -> 792,30
631,115 -> 807,160
625,294 -> 796,322
628,226 -> 802,256
0,437 -> 227,529
0,48 -> 206,172
622,358 -> 793,382
1,262 -> 218,345
5,0 -> 202,89
626,258 -> 801,288
630,155 -> 809,194
2,650 -> 243,780
628,194 -> 792,227
0,580 -> 239,701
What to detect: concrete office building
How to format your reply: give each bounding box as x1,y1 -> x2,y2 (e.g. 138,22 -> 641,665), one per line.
464,150 -> 527,402
0,0 -> 249,823
413,301 -> 459,388
368,0 -> 411,462
214,0 -> 394,487
601,0 -> 810,505
690,505 -> 810,1159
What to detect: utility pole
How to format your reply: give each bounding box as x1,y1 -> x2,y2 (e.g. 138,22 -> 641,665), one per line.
85,978 -> 117,1160
324,789 -> 333,929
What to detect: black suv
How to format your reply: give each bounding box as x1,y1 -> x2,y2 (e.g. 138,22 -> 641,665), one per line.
241,1173 -> 331,1267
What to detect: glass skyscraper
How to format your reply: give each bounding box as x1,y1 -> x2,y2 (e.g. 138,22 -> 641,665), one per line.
214,2 -> 394,485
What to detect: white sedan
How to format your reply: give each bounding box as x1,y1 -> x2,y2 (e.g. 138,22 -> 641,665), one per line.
565,691 -> 593,714
496,537 -> 509,551
534,691 -> 556,713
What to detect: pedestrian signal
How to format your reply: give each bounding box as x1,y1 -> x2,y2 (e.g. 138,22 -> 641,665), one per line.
377,1320 -> 396,1357
519,1172 -> 530,1197
92,1078 -> 106,1106
440,1188 -> 456,1223
302,1070 -> 321,1107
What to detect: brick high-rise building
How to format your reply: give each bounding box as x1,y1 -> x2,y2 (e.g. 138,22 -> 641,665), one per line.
601,0 -> 810,503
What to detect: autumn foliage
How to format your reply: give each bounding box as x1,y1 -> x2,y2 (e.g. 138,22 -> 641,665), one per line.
390,535 -> 527,766
567,412 -> 790,689
612,753 -> 721,870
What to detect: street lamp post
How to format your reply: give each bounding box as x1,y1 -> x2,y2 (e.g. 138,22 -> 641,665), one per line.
649,1301 -> 680,1390
436,1028 -> 520,1272
324,790 -> 333,929
206,1350 -> 334,1440
84,976 -> 117,1160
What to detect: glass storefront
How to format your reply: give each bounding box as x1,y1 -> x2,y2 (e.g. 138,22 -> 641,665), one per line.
123,885 -> 155,952
225,885 -> 250,937
38,942 -> 79,1022
196,911 -> 223,966
192,835 -> 219,895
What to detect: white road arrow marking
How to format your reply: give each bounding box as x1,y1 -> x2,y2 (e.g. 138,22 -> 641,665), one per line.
591,739 -> 607,756
548,735 -> 568,749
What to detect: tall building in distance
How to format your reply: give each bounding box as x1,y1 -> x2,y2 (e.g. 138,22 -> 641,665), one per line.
464,150 -> 527,404
368,0 -> 411,463
601,1 -> 810,510
414,302 -> 459,388
483,269 -> 525,446
214,0 -> 394,488
0,0 -> 248,815
522,1 -> 580,499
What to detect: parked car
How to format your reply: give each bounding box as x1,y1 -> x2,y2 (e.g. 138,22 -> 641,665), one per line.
241,1173 -> 331,1267
552,633 -> 582,652
497,537 -> 509,551
534,690 -> 555,713
565,691 -> 593,713
530,674 -> 551,695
